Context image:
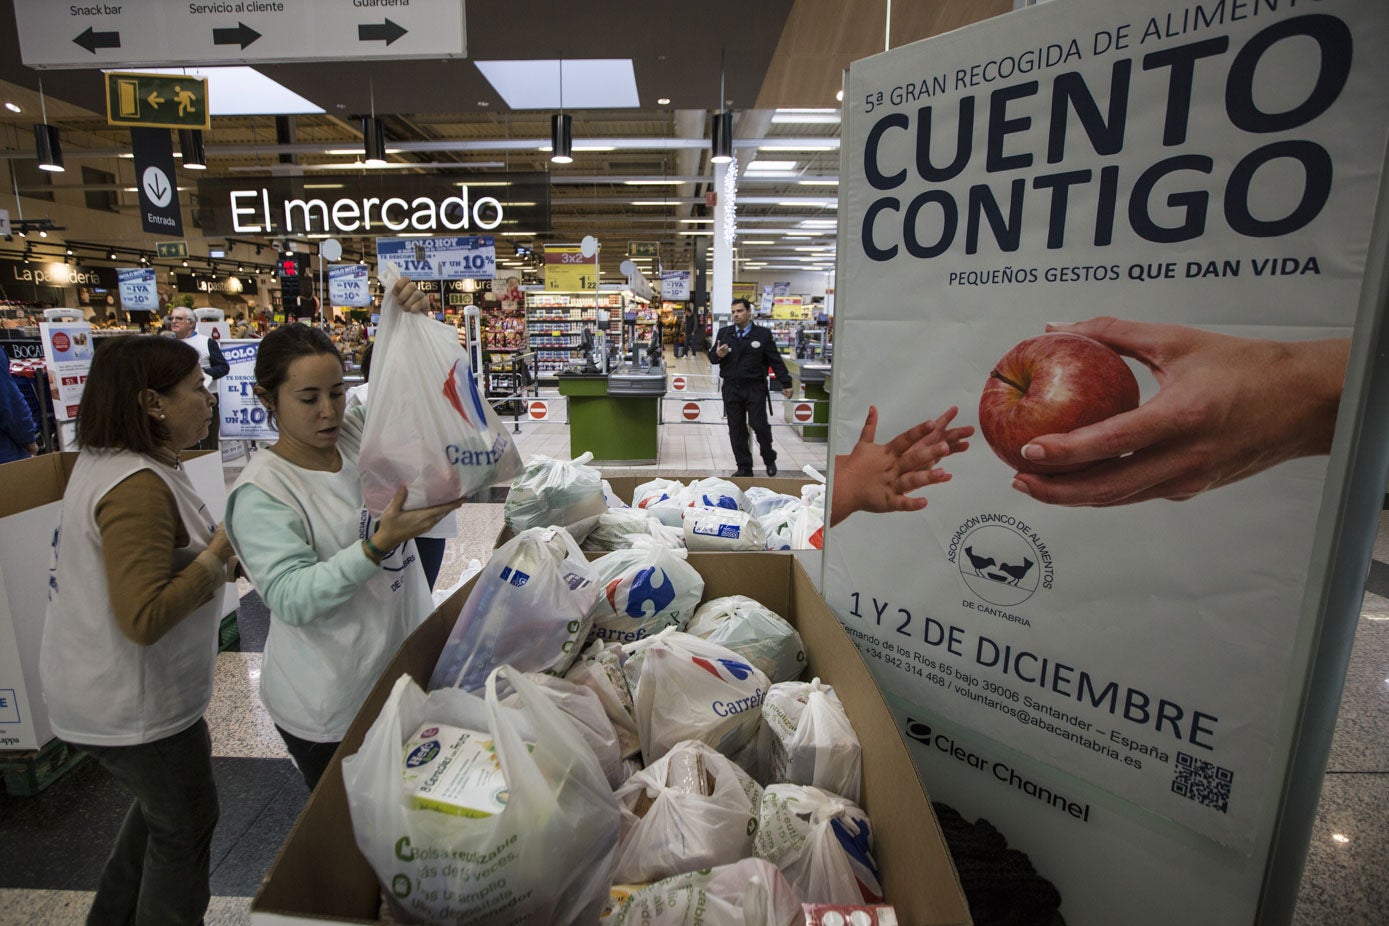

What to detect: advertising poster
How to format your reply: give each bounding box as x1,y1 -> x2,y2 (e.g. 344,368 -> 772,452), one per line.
661,269 -> 692,301
218,340 -> 277,440
37,322 -> 93,420
544,244 -> 598,291
329,263 -> 372,307
375,235 -> 496,280
117,267 -> 158,311
825,0 -> 1389,922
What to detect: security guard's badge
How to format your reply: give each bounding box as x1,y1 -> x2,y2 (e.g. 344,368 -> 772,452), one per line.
751,340 -> 761,348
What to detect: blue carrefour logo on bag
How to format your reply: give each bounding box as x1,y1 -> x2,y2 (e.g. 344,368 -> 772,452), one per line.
626,566 -> 676,619
500,566 -> 530,587
699,493 -> 739,510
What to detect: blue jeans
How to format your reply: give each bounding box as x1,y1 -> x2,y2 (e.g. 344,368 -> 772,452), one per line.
79,718 -> 219,926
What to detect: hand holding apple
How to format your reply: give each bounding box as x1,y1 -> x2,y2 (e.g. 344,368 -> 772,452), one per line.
1005,318 -> 1349,506
979,332 -> 1140,474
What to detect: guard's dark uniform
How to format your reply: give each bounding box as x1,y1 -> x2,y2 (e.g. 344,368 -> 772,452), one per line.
709,322 -> 793,474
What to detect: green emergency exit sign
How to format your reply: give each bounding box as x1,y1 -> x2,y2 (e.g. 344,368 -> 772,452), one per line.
105,72 -> 210,130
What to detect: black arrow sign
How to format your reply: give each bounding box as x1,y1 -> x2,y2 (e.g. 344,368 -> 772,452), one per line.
146,173 -> 169,202
213,22 -> 262,49
74,27 -> 121,54
358,19 -> 408,45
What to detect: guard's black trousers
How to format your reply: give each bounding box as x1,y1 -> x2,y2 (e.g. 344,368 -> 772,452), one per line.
722,379 -> 776,471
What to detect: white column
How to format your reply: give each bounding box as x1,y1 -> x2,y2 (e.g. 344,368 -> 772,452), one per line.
711,160 -> 733,317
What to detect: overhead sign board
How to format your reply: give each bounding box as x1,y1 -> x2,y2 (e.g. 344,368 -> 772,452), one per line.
130,127 -> 184,238
105,72 -> 209,130
628,241 -> 660,258
329,264 -> 372,308
376,236 -> 496,280
12,0 -> 466,69
117,268 -> 158,311
544,245 -> 598,291
156,241 -> 188,259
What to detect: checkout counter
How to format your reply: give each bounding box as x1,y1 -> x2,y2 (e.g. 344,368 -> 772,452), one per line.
784,358 -> 831,441
556,361 -> 667,463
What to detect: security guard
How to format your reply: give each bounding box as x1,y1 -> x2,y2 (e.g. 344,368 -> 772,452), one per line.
709,298 -> 793,476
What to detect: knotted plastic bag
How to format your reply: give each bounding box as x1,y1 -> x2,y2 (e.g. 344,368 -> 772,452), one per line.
686,595 -> 806,685
429,527 -> 598,692
504,452 -> 607,542
587,536 -> 705,645
359,262 -> 521,514
341,669 -> 620,925
758,678 -> 862,801
605,858 -> 802,926
613,740 -> 763,884
754,783 -> 883,906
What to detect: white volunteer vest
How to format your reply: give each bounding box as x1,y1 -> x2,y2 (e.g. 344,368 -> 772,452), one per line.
182,331 -> 215,390
233,446 -> 430,742
40,450 -> 222,746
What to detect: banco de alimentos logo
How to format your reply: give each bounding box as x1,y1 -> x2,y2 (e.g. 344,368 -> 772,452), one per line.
948,514 -> 1052,608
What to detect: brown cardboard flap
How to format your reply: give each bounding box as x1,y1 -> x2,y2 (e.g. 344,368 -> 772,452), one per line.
0,453 -> 73,518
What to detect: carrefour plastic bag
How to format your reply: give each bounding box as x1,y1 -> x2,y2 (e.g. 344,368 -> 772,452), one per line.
429,527 -> 598,692
745,486 -> 800,519
758,503 -> 801,551
587,537 -> 705,645
564,639 -> 641,760
679,477 -> 750,513
613,740 -> 764,883
754,784 -> 883,905
341,670 -> 620,925
633,478 -> 687,527
504,452 -> 607,542
602,479 -> 630,509
686,596 -> 806,685
789,503 -> 825,550
631,630 -> 770,765
583,509 -> 677,552
504,672 -> 625,789
683,506 -> 767,551
759,679 -> 861,801
358,263 -> 522,514
606,858 -> 802,926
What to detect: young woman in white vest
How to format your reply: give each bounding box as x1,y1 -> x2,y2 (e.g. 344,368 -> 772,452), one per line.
40,335 -> 240,926
225,279 -> 459,790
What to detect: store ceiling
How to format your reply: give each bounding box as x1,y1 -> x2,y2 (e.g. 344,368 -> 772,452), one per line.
0,0 -> 1010,285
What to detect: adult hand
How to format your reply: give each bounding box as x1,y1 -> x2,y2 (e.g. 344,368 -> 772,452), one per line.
830,405 -> 973,527
392,278 -> 431,315
370,486 -> 464,552
716,342 -> 730,357
1011,318 -> 1348,506
207,522 -> 235,563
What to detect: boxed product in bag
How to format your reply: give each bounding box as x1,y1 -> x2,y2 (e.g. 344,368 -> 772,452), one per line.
504,452 -> 608,542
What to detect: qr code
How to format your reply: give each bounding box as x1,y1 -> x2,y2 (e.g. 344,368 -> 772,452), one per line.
1171,751 -> 1233,813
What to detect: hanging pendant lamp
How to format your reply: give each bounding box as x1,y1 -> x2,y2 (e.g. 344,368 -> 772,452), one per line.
710,111 -> 733,164
362,116 -> 387,166
179,129 -> 207,169
551,113 -> 574,164
34,123 -> 64,173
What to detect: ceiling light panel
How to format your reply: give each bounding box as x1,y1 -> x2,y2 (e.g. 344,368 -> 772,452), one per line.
475,59 -> 639,109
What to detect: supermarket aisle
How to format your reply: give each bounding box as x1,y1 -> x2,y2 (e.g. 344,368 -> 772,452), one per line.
0,360 -> 1385,924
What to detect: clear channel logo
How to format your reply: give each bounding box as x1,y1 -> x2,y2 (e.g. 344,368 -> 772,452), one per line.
951,517 -> 1048,608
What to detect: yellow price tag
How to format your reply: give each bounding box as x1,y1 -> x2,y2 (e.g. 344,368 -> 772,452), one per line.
544,245 -> 597,291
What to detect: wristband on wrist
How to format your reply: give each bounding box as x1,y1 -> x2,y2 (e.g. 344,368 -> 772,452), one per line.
362,537 -> 388,562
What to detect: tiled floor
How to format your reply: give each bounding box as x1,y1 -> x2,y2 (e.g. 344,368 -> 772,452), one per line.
1,350 -> 1384,924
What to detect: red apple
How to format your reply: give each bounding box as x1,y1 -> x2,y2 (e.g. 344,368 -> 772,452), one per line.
978,333 -> 1140,474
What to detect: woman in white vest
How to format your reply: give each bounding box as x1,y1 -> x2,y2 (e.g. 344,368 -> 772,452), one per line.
225,279 -> 459,789
39,335 -> 239,926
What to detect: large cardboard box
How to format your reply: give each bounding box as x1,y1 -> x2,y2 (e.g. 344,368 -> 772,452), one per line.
0,450 -> 235,752
251,553 -> 972,926
495,472 -> 821,549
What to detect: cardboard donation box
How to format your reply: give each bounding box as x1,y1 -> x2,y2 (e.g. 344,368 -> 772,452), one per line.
0,451 -> 236,752
251,553 -> 972,925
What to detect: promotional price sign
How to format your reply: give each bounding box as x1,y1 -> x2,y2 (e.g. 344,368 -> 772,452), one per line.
218,340 -> 277,440
375,235 -> 496,280
37,322 -> 93,420
544,244 -> 597,291
660,269 -> 691,301
117,267 -> 158,310
826,1 -> 1389,922
329,264 -> 372,307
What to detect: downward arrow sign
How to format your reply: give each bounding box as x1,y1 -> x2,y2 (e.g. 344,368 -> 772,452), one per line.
358,19 -> 408,45
146,175 -> 168,201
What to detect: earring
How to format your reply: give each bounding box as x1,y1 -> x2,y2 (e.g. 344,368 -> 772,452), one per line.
160,414 -> 166,420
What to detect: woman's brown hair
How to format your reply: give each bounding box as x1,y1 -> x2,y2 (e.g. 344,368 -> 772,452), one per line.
76,335 -> 200,454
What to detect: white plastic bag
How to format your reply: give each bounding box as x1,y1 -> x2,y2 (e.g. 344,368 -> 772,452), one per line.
788,503 -> 825,550
341,670 -> 620,925
686,595 -> 806,685
632,477 -> 683,511
606,858 -> 802,926
631,630 -> 770,765
587,537 -> 705,644
745,486 -> 800,519
754,784 -> 884,905
505,672 -> 625,789
759,679 -> 862,801
758,503 -> 802,551
359,262 -> 521,514
679,477 -> 750,513
504,452 -> 608,542
429,527 -> 598,692
564,639 -> 641,760
602,479 -> 630,509
613,740 -> 764,883
682,506 -> 767,551
583,509 -> 666,551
